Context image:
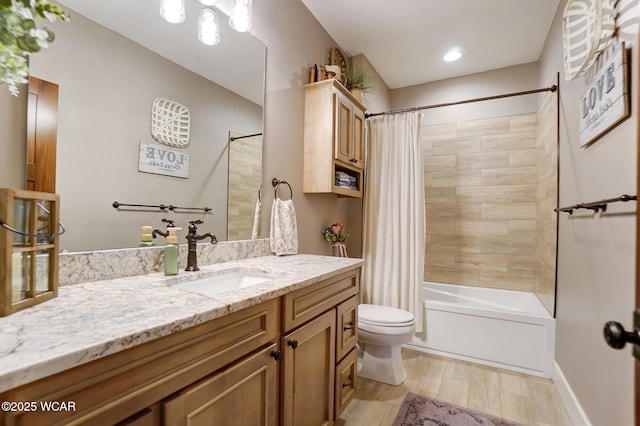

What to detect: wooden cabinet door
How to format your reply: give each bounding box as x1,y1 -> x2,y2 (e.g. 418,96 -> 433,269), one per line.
351,106 -> 365,169
334,91 -> 353,166
281,310 -> 336,426
27,77 -> 58,193
163,343 -> 279,426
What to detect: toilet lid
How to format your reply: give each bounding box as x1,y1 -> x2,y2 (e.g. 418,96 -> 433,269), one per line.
359,304 -> 415,326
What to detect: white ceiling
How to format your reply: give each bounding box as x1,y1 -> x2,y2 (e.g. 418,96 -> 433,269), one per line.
300,0 -> 561,89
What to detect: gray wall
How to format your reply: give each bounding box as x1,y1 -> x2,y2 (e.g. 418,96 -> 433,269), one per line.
251,0 -> 356,256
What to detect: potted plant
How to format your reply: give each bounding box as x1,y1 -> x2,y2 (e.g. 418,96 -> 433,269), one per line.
345,67 -> 371,103
321,221 -> 350,257
0,0 -> 69,96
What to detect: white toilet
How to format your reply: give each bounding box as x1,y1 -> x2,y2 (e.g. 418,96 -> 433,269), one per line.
357,304 -> 416,386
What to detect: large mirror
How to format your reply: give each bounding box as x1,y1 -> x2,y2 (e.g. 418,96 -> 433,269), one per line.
25,0 -> 265,252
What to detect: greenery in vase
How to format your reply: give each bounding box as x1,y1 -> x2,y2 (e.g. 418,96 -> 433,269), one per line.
0,0 -> 69,96
345,67 -> 372,93
322,221 -> 349,244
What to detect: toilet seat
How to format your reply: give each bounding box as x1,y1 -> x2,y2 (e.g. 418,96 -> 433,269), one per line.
358,304 -> 415,334
358,304 -> 415,326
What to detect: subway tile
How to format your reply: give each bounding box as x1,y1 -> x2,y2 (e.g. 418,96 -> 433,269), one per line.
427,203 -> 481,220
456,116 -> 510,138
432,137 -> 483,156
509,113 -> 537,135
481,167 -> 537,186
456,151 -> 509,170
422,122 -> 457,141
455,220 -> 509,236
509,149 -> 537,167
481,134 -> 536,152
481,202 -> 537,220
425,187 -> 457,203
424,154 -> 456,171
432,169 -> 483,187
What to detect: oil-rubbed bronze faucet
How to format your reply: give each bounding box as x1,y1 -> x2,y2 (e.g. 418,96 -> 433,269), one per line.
185,219 -> 217,271
152,218 -> 175,239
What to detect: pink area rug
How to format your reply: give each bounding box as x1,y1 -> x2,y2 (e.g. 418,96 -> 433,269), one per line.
393,392 -> 524,426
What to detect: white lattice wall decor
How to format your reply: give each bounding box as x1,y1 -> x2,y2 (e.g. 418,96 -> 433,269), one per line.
562,0 -> 616,81
151,98 -> 191,147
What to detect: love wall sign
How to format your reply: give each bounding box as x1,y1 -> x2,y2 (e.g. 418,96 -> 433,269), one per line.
579,42 -> 631,147
138,141 -> 190,178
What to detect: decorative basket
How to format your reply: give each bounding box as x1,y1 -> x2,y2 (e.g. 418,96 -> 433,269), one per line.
151,98 -> 191,148
562,0 -> 616,81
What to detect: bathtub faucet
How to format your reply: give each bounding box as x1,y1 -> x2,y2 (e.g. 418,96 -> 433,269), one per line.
185,219 -> 217,271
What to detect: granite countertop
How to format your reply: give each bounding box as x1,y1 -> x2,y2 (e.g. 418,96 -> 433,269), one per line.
0,254 -> 363,393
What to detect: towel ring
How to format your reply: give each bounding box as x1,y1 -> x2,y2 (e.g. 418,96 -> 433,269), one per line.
272,178 -> 293,200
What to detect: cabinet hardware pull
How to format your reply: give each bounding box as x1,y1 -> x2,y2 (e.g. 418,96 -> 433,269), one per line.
343,321 -> 355,331
270,350 -> 282,361
342,374 -> 353,388
287,340 -> 299,349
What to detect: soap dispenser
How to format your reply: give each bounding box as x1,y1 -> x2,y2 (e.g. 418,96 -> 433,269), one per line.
164,227 -> 181,276
139,226 -> 155,247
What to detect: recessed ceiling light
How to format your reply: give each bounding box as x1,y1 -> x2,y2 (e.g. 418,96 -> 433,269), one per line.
443,48 -> 462,62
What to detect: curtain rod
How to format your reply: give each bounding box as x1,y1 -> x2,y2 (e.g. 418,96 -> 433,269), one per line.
364,85 -> 557,119
230,132 -> 263,141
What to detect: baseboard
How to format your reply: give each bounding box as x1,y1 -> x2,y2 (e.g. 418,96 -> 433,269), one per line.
552,361 -> 591,426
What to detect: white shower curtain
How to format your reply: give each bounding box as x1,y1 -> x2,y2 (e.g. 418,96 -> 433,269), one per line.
363,112 -> 425,332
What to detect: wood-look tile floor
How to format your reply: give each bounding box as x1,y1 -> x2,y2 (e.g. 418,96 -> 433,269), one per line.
337,349 -> 573,426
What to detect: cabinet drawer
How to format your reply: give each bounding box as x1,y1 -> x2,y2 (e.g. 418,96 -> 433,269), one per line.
335,347 -> 358,419
336,295 -> 358,361
1,299 -> 279,426
283,269 -> 359,331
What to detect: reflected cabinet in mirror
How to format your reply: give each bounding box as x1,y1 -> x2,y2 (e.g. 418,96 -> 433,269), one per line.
19,0 -> 265,252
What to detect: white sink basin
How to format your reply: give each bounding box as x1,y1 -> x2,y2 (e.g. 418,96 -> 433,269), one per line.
173,268 -> 275,297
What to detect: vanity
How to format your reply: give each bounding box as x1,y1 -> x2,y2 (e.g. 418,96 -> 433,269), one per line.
0,254 -> 363,425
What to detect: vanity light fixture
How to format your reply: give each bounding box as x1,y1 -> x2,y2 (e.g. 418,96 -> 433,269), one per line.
198,8 -> 221,45
160,0 -> 253,45
443,47 -> 462,62
160,0 -> 186,24
229,0 -> 252,32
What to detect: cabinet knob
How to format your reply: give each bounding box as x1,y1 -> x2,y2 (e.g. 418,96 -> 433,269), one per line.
270,350 -> 282,361
343,321 -> 355,331
287,340 -> 299,349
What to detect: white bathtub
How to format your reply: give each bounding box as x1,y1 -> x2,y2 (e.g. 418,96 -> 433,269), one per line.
405,282 -> 556,378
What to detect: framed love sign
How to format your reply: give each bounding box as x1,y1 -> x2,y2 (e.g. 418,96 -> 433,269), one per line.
138,141 -> 190,178
579,42 -> 630,147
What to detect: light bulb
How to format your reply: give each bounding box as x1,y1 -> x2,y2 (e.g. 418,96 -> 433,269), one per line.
160,0 -> 185,23
198,8 -> 220,46
229,0 -> 252,32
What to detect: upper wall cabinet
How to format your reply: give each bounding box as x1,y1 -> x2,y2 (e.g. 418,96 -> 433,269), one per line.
303,79 -> 366,198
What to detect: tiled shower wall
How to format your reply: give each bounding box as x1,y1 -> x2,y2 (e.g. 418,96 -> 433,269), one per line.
228,136 -> 263,240
535,88 -> 559,315
423,104 -> 557,308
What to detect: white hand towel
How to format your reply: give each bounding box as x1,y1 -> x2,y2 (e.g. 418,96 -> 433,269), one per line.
251,198 -> 262,239
270,198 -> 298,256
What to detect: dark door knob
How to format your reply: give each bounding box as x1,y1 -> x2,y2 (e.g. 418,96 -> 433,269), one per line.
287,340 -> 298,349
603,321 -> 640,349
